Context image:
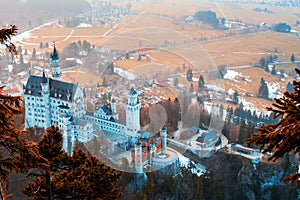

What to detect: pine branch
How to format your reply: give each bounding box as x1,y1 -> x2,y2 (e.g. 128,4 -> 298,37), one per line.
246,68 -> 300,185
0,25 -> 18,55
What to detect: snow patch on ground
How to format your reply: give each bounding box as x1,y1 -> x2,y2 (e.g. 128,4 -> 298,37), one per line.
66,58 -> 83,65
192,77 -> 199,82
223,70 -> 252,83
223,70 -> 240,80
266,82 -> 283,99
227,88 -> 235,95
239,98 -> 261,115
114,68 -> 136,80
12,21 -> 55,43
76,23 -> 92,28
206,84 -> 225,92
6,65 -> 13,72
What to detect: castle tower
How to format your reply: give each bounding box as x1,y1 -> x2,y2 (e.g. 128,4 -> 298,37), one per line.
110,98 -> 118,120
50,45 -> 61,81
125,87 -> 141,136
41,72 -> 51,128
149,144 -> 156,164
161,127 -> 167,155
58,106 -> 72,154
135,142 -> 143,173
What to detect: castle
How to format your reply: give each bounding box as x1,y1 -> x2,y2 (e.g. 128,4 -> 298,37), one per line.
24,47 -> 179,173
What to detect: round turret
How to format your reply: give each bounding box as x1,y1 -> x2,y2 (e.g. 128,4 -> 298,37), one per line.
50,45 -> 61,80
161,127 -> 167,155
134,142 -> 143,173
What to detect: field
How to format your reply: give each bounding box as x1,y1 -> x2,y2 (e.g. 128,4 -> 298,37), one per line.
15,0 -> 300,112
22,11 -> 300,70
61,67 -> 102,86
131,0 -> 300,25
202,32 -> 300,67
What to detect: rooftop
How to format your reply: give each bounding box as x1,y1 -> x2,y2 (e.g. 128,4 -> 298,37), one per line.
24,75 -> 78,102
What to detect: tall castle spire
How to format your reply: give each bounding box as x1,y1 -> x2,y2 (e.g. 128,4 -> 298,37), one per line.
50,45 -> 61,81
125,87 -> 141,136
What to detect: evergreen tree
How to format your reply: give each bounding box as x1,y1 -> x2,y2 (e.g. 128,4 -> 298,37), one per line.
0,86 -> 46,200
291,53 -> 295,62
198,75 -> 205,90
17,46 -> 22,54
247,69 -> 300,185
219,104 -> 224,119
82,40 -> 91,52
23,126 -> 70,200
258,78 -> 269,99
259,57 -> 268,69
19,53 -> 24,65
145,172 -> 154,199
174,77 -> 179,86
269,55 -> 274,63
189,83 -> 194,93
31,48 -> 37,61
273,22 -> 291,33
226,106 -> 233,121
245,122 -> 255,142
52,149 -> 122,199
233,90 -> 239,104
137,54 -> 142,61
0,26 -> 46,199
186,69 -> 193,81
23,126 -> 123,199
287,81 -> 294,92
273,54 -> 279,61
194,11 -> 219,29
218,64 -> 227,79
238,120 -> 246,144
102,77 -> 107,86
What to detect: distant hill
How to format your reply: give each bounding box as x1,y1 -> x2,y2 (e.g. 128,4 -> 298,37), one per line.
0,0 -> 91,31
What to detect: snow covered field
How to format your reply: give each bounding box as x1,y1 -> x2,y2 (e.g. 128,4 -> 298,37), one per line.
114,67 -> 137,80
